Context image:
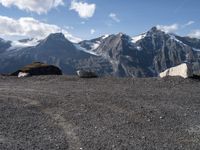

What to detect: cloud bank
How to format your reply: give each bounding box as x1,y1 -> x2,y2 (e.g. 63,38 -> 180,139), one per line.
0,0 -> 64,14
70,0 -> 96,19
156,24 -> 179,33
0,16 -> 81,42
188,30 -> 200,39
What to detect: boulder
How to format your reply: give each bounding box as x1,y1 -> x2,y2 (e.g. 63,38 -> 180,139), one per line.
76,70 -> 98,78
11,62 -> 62,76
159,63 -> 193,79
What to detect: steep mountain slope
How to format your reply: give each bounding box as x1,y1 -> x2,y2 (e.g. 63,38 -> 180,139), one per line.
0,33 -> 112,75
79,27 -> 199,77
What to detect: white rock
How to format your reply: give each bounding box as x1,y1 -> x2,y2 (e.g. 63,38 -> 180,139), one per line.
18,72 -> 30,78
159,63 -> 193,79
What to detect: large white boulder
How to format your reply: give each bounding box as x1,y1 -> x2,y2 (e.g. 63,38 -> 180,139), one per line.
159,63 -> 193,79
18,72 -> 30,78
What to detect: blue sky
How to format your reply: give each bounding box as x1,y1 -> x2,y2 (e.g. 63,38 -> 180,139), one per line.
0,0 -> 199,42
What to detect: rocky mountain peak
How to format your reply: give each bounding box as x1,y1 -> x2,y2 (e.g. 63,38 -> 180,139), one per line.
36,32 -> 73,49
45,33 -> 67,42
116,32 -> 129,38
48,32 -> 65,38
146,26 -> 165,36
150,26 -> 159,32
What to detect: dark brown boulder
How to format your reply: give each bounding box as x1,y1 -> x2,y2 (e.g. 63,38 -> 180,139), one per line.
10,62 -> 62,76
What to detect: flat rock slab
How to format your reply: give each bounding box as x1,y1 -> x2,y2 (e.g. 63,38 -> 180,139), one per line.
0,75 -> 199,150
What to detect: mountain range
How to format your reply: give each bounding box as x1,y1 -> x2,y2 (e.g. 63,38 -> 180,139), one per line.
1,27 -> 200,77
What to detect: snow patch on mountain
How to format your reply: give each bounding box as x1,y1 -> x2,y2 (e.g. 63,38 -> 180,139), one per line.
91,42 -> 101,50
131,33 -> 146,43
102,34 -> 109,39
192,48 -> 200,51
74,44 -> 99,56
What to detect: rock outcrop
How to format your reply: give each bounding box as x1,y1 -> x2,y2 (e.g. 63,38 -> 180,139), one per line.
11,62 -> 62,76
159,63 -> 193,78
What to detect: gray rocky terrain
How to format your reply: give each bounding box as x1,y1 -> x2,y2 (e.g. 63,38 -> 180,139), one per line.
0,75 -> 200,149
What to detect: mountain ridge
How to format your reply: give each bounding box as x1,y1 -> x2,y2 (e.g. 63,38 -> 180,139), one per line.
1,27 -> 200,77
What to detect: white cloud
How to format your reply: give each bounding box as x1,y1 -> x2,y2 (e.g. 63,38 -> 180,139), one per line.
109,13 -> 120,23
0,15 -> 81,43
90,29 -> 95,35
70,0 -> 96,19
188,30 -> 200,39
156,24 -> 179,33
182,21 -> 195,28
0,0 -> 64,14
185,21 -> 195,26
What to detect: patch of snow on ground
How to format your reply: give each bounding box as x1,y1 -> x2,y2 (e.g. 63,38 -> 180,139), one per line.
131,33 -> 146,43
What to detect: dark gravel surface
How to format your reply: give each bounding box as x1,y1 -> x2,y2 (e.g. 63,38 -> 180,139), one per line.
0,75 -> 200,150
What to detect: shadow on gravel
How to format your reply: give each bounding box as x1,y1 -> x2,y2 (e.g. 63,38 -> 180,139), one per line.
189,75 -> 200,81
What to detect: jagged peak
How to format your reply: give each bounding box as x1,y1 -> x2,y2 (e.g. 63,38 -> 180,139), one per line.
147,26 -> 164,34
40,32 -> 72,45
36,32 -> 74,49
150,26 -> 159,32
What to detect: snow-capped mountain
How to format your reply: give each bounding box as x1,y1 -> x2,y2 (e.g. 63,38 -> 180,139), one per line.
1,27 -> 200,77
78,27 -> 200,77
0,33 -> 112,75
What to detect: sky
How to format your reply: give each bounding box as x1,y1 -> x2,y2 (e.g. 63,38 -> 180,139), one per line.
0,0 -> 200,42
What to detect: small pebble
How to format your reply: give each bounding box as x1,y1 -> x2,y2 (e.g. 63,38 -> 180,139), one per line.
142,136 -> 146,139
159,116 -> 164,119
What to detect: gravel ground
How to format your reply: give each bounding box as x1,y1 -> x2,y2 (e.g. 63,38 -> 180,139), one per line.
0,75 -> 200,150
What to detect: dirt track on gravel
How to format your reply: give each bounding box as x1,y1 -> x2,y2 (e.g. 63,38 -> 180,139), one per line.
0,75 -> 199,150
